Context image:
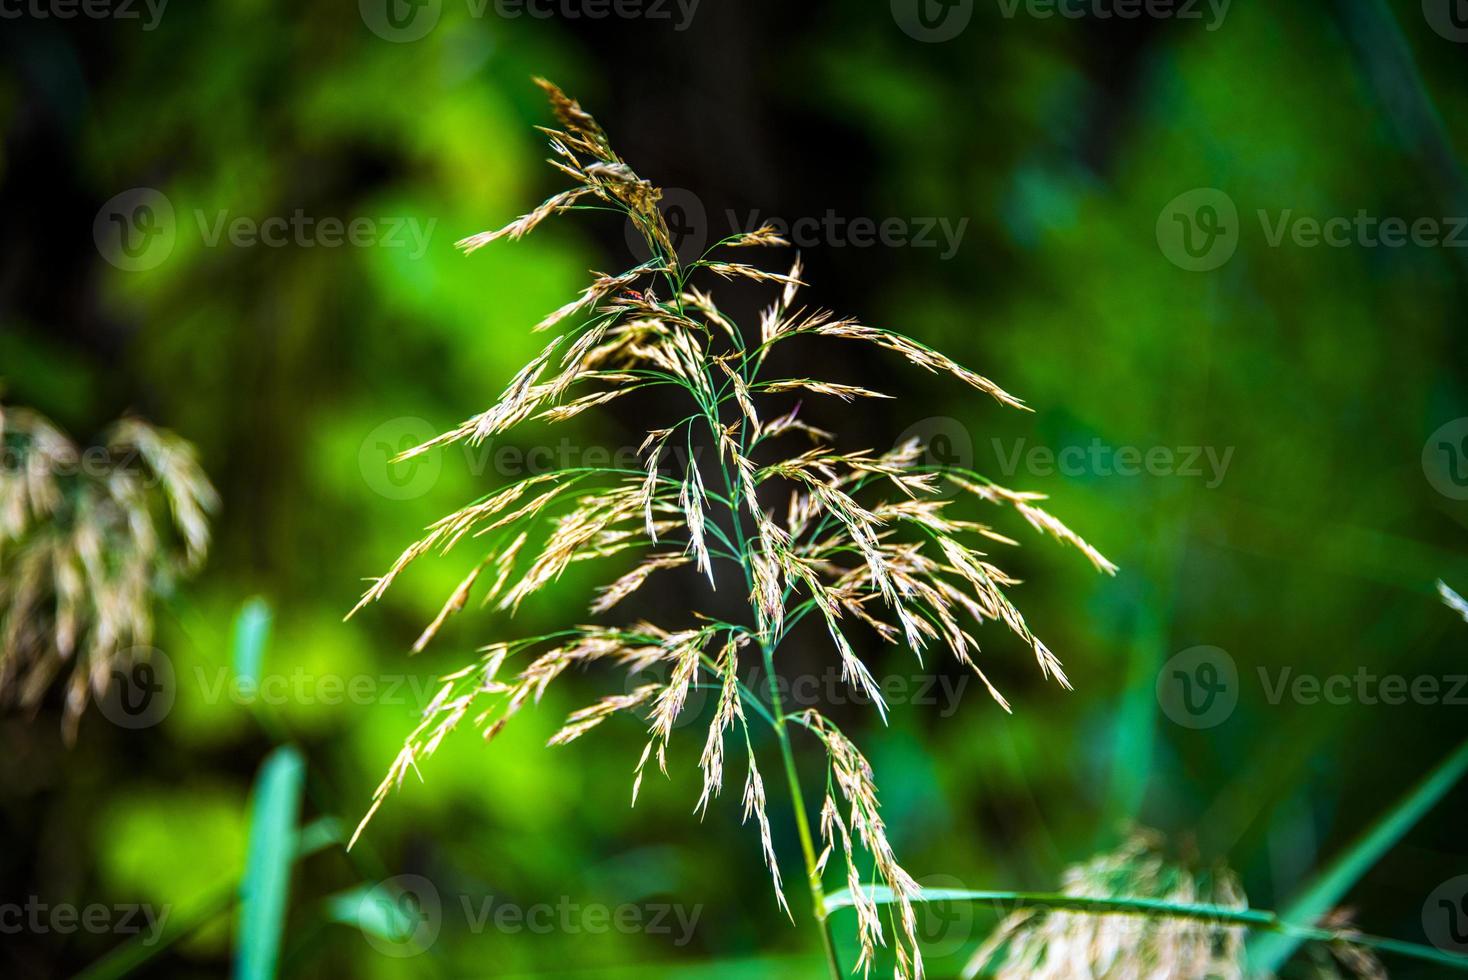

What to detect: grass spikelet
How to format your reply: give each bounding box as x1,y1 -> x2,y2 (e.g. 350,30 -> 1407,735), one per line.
696,634 -> 745,815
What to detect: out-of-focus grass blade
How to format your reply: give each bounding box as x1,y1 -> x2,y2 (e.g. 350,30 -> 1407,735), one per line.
75,818 -> 339,980
323,884 -> 419,942
1102,590 -> 1169,828
1248,735 -> 1468,974
234,745 -> 305,980
232,597 -> 273,687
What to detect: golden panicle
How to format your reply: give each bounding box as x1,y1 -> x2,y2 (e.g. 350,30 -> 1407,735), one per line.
481,530 -> 528,606
532,77 -> 611,154
761,379 -> 893,402
801,710 -> 923,978
950,476 -> 1117,575
724,224 -> 790,248
592,553 -> 691,614
537,269 -> 652,334
352,85 -> 1117,980
758,254 -> 806,348
760,404 -> 833,446
412,561 -> 483,653
638,429 -> 673,544
803,321 -> 1028,410
682,287 -> 741,348
349,472 -> 572,616
696,635 -> 745,815
584,161 -> 663,217
741,743 -> 791,917
679,462 -> 715,587
457,186 -> 596,253
717,359 -> 761,434
499,485 -> 646,612
548,683 -> 659,747
646,629 -> 708,746
703,262 -> 806,287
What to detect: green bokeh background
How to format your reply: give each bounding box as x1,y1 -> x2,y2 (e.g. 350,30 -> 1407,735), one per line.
2,1 -> 1467,976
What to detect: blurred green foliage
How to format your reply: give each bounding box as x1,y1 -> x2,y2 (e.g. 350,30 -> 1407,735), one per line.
3,0 -> 1467,977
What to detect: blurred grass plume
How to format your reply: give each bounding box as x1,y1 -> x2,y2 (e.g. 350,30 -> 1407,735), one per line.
0,403 -> 216,740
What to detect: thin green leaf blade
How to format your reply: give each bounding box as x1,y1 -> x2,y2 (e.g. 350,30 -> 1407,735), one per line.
233,745 -> 305,980
231,597 -> 273,687
1249,735 -> 1468,974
